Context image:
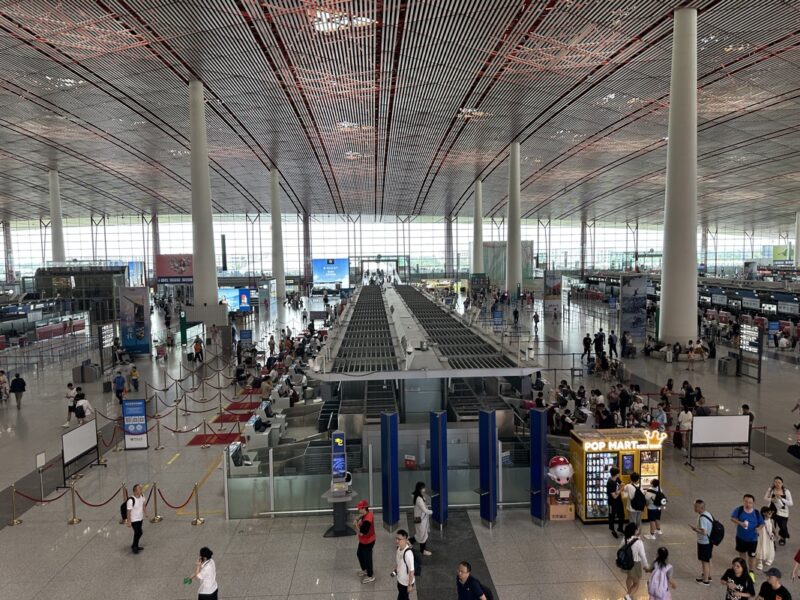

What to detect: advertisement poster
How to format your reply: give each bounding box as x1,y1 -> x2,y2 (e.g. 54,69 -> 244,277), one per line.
543,270 -> 562,316
120,287 -> 150,354
127,261 -> 145,287
743,261 -> 758,280
122,398 -> 148,450
155,254 -> 193,283
238,288 -> 251,312
312,258 -> 350,289
619,275 -> 647,343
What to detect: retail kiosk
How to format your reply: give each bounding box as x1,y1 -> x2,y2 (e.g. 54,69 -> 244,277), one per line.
569,429 -> 666,523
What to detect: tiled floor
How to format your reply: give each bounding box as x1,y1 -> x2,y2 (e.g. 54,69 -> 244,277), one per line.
1,294 -> 800,599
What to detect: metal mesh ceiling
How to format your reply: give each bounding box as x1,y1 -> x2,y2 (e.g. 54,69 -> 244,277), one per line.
0,0 -> 798,231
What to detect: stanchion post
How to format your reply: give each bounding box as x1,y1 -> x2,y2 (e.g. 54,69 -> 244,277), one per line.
201,420 -> 211,449
154,422 -> 164,451
175,397 -> 181,430
201,378 -> 207,401
120,483 -> 128,524
7,484 -> 22,526
97,430 -> 108,465
191,482 -> 204,525
150,481 -> 163,523
67,483 -> 81,525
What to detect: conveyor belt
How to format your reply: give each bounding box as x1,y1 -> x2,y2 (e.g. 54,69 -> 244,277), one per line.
332,285 -> 398,373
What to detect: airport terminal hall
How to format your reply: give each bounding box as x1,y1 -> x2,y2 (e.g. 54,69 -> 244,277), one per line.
5,2 -> 800,600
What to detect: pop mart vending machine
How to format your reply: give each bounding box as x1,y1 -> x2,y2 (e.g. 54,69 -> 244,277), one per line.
569,429 -> 666,523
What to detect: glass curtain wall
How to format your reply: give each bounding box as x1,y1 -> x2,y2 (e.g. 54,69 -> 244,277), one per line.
3,214 -> 786,279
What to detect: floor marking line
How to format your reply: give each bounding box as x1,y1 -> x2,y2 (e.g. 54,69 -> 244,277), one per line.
166,452 -> 180,465
176,455 -> 221,516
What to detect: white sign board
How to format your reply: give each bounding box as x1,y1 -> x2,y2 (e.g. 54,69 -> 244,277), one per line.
35,451 -> 46,469
692,415 -> 751,446
62,421 -> 98,464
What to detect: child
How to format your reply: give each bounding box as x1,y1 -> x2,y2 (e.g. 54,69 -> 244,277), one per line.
130,366 -> 140,392
647,546 -> 676,600
756,505 -> 776,571
644,479 -> 664,539
74,395 -> 93,426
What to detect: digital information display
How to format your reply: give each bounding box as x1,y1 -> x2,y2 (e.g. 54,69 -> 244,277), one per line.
312,258 -> 350,289
712,294 -> 727,306
740,324 -> 760,355
742,297 -> 760,310
331,431 -> 346,479
778,302 -> 799,315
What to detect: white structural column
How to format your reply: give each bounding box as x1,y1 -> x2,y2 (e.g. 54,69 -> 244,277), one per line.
505,142 -> 522,295
48,170 -> 65,262
658,8 -> 698,343
270,168 -> 287,329
472,179 -> 484,273
795,212 -> 800,266
189,80 -> 219,308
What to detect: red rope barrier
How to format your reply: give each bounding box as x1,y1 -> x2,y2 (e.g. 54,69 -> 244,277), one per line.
98,427 -> 118,448
74,486 -> 122,508
158,487 -> 194,510
95,410 -> 122,422
150,405 -> 178,420
14,488 -> 70,503
144,486 -> 154,507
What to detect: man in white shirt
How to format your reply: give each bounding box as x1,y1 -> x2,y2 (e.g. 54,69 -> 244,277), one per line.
62,382 -> 76,428
126,484 -> 147,554
623,472 -> 645,529
392,529 -> 415,600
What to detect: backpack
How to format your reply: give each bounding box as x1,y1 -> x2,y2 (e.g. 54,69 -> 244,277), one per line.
120,498 -> 131,522
631,485 -> 647,511
702,513 -> 725,546
616,539 -> 636,570
403,546 -> 422,577
651,488 -> 667,509
647,564 -> 671,600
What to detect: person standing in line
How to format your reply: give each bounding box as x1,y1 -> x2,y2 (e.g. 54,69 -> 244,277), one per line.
624,472 -> 645,530
412,481 -> 433,556
456,561 -> 488,600
732,494 -> 765,574
391,529 -> 415,600
62,382 -> 77,427
126,484 -> 147,554
689,499 -> 714,586
9,372 -> 25,409
756,568 -> 792,600
607,467 -> 625,538
647,546 -> 676,600
354,500 -> 376,584
619,522 -> 649,600
608,330 -> 618,359
677,405 -> 694,455
186,546 -> 218,600
765,476 -> 793,546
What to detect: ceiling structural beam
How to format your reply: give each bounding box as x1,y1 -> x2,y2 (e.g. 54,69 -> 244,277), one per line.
271,167 -> 287,330
3,221 -> 14,284
48,170 -> 65,263
506,142 -> 522,296
472,179 -> 484,275
658,8 -> 698,345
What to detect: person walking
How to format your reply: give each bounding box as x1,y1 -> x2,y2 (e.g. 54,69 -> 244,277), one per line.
113,371 -> 127,404
732,494 -> 765,574
126,483 -> 147,554
513,307 -> 519,328
624,472 -> 646,530
129,366 -> 140,393
647,547 -> 676,600
0,370 -> 9,404
62,382 -> 77,427
756,505 -> 777,571
765,476 -> 793,546
193,336 -> 204,363
607,467 -> 625,538
354,500 -> 376,584
73,391 -> 93,426
186,546 -> 218,599
689,499 -> 714,586
533,312 -> 540,334
582,333 -> 592,361
608,330 -> 618,359
392,529 -> 415,600
412,481 -> 433,556
720,557 -> 755,600
456,561 -> 489,600
268,335 -> 275,356
619,522 -> 649,600
9,373 -> 25,409
756,568 -> 791,600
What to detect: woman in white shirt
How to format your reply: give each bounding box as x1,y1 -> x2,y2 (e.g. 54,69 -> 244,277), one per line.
765,476 -> 794,545
412,481 -> 433,556
188,546 -> 218,599
677,406 -> 693,454
621,523 -> 649,600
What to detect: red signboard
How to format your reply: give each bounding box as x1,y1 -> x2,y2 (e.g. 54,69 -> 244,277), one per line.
155,254 -> 193,283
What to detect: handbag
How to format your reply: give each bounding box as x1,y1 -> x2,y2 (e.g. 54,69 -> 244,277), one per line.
672,429 -> 683,449
413,516 -> 421,524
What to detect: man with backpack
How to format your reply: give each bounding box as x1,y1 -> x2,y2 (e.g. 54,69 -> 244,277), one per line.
125,484 -> 147,554
624,472 -> 647,529
732,493 -> 765,573
392,529 -> 416,600
456,561 -> 491,600
689,498 -> 717,586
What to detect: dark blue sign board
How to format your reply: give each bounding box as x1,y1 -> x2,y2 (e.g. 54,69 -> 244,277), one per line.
429,411 -> 448,525
478,410 -> 498,525
529,408 -> 547,523
380,412 -> 399,528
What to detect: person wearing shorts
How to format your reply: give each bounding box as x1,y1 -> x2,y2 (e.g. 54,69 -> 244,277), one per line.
690,499 -> 714,585
731,494 -> 764,573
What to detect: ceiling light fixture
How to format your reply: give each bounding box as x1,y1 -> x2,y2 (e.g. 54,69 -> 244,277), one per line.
311,9 -> 375,33
457,108 -> 490,122
345,151 -> 363,160
337,121 -> 361,132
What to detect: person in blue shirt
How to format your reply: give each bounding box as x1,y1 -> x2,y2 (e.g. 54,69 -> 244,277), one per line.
731,493 -> 765,573
456,561 -> 488,600
113,371 -> 127,404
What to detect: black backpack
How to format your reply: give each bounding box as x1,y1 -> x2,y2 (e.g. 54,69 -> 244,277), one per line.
616,539 -> 636,570
650,487 -> 668,508
404,547 -> 422,577
631,485 -> 647,511
120,498 -> 129,522
702,513 -> 725,546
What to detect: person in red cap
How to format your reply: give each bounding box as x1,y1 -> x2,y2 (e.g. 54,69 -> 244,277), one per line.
354,500 -> 376,583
